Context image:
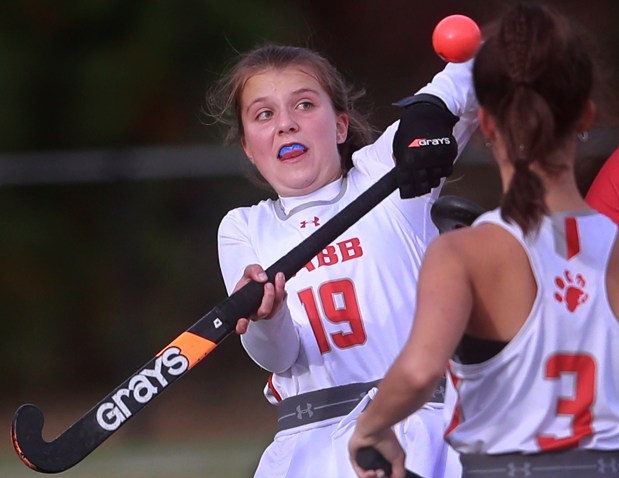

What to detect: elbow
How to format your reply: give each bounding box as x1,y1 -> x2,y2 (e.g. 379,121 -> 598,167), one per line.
240,328 -> 300,374
402,365 -> 445,400
265,340 -> 301,373
267,342 -> 300,374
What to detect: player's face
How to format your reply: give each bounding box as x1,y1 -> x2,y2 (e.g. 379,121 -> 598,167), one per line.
239,66 -> 349,197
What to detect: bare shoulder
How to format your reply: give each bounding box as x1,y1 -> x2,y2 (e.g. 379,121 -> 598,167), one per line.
423,222 -> 530,293
424,222 -> 535,340
426,222 -> 519,263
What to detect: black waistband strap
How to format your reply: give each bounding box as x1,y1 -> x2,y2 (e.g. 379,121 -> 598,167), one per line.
460,449 -> 619,477
276,377 -> 446,432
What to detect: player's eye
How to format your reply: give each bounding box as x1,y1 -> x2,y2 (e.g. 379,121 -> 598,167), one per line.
256,110 -> 273,120
297,101 -> 313,111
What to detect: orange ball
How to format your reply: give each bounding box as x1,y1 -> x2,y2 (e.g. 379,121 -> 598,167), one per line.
432,14 -> 481,63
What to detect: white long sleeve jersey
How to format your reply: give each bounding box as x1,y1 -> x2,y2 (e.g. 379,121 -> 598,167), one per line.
218,61 -> 479,404
446,209 -> 619,454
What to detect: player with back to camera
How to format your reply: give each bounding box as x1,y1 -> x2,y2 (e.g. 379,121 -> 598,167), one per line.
349,3 -> 619,478
206,40 -> 479,477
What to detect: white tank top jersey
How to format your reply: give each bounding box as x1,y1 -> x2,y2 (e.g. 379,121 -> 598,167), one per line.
217,61 -> 479,404
446,209 -> 619,455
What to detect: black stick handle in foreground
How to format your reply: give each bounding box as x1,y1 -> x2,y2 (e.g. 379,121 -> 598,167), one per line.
357,446 -> 422,478
11,169 -> 399,474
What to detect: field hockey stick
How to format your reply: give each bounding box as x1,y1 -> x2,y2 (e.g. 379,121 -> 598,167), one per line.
12,167 -> 400,474
11,163 -> 485,473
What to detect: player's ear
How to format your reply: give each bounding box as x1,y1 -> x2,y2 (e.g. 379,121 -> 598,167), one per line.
578,99 -> 596,135
336,113 -> 349,144
478,107 -> 496,143
241,137 -> 255,164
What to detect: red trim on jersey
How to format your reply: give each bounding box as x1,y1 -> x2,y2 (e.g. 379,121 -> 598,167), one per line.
267,374 -> 283,402
445,365 -> 462,437
565,217 -> 580,259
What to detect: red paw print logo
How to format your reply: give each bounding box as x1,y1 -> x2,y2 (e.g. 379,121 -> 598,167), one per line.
554,270 -> 588,312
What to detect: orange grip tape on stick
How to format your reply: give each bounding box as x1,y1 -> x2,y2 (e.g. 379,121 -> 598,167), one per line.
160,332 -> 217,368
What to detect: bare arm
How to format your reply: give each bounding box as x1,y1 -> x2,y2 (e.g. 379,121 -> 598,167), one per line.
349,232 -> 474,478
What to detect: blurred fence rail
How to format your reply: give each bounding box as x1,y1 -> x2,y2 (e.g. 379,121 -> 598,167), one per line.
0,126 -> 616,186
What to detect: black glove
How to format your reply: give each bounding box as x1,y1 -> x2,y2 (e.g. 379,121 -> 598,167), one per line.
392,93 -> 459,198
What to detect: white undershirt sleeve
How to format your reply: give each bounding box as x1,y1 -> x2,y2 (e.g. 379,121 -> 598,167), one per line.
416,59 -> 478,119
353,59 -> 479,173
241,304 -> 300,373
416,59 -> 479,155
218,209 -> 301,373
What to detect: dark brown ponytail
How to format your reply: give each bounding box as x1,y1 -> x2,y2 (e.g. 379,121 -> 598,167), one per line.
473,3 -> 593,234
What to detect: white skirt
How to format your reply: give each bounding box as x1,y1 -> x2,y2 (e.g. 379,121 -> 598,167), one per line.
253,387 -> 462,478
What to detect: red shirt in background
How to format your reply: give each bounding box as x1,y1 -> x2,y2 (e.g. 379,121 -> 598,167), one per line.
586,147 -> 619,225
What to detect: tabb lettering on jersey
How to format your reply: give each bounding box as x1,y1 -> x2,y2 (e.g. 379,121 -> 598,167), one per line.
303,237 -> 363,272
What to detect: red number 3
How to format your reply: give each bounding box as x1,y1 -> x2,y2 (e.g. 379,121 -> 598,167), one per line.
537,353 -> 595,451
298,279 -> 367,353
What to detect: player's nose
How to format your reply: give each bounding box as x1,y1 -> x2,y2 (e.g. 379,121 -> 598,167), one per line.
277,111 -> 299,135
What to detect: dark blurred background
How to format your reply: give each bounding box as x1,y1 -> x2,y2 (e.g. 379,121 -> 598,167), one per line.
1,0 -> 618,475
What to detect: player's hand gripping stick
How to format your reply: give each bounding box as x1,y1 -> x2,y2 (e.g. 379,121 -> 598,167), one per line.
357,446 -> 422,478
392,96 -> 459,199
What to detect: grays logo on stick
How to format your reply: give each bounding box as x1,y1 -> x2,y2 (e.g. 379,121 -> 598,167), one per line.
96,347 -> 189,431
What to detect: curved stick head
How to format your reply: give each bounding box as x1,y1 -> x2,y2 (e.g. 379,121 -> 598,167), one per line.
12,404 -> 50,472
431,195 -> 485,234
11,403 -> 92,474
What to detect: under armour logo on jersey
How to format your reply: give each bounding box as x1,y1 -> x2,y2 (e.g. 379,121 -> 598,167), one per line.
506,462 -> 531,476
597,458 -> 618,473
295,403 -> 313,419
554,270 -> 589,312
300,216 -> 320,228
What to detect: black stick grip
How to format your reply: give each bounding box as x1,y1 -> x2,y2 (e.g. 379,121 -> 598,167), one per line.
357,446 -> 423,478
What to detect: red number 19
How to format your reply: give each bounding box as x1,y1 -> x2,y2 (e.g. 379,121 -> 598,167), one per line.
298,279 -> 366,353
